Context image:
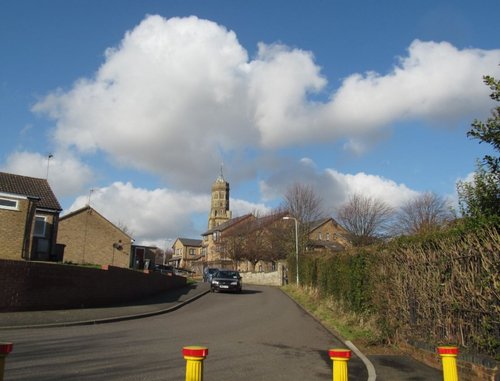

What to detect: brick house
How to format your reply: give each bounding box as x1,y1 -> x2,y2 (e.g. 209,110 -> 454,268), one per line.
57,206 -> 133,268
306,218 -> 351,252
201,213 -> 255,269
201,213 -> 350,272
171,237 -> 204,271
0,172 -> 62,261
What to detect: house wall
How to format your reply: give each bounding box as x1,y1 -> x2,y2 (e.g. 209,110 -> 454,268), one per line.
309,220 -> 338,241
58,209 -> 131,268
308,220 -> 351,249
172,241 -> 203,269
0,198 -> 30,260
0,259 -> 186,312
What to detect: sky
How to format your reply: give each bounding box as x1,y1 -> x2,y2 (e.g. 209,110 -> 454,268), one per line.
1,0 -> 499,248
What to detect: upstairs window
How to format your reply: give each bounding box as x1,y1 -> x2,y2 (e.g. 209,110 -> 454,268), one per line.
0,197 -> 19,211
34,215 -> 47,237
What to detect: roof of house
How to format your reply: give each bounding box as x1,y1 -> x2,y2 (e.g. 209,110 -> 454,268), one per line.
309,218 -> 338,231
202,213 -> 254,236
0,171 -> 62,211
237,211 -> 289,234
177,238 -> 203,247
60,205 -> 132,239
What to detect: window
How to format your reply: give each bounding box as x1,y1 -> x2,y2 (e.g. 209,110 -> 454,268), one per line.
0,197 -> 19,211
189,248 -> 195,256
318,232 -> 322,240
326,232 -> 330,241
34,215 -> 47,237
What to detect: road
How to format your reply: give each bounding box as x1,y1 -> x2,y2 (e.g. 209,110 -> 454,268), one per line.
2,285 -> 367,380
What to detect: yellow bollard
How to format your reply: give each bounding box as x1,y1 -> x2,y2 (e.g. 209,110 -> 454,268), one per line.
437,346 -> 459,381
0,342 -> 13,381
329,348 -> 351,381
182,346 -> 208,381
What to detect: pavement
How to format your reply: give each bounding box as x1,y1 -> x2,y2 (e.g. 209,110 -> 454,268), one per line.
0,281 -> 211,329
0,282 -> 443,380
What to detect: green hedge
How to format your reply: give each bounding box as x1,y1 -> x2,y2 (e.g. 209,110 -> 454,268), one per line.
290,223 -> 500,358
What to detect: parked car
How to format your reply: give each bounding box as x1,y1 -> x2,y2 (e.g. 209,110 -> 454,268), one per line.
210,270 -> 242,293
203,267 -> 219,283
153,264 -> 174,275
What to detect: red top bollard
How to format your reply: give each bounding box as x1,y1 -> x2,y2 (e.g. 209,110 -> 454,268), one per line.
182,346 -> 209,358
0,343 -> 13,354
437,346 -> 459,355
328,349 -> 352,359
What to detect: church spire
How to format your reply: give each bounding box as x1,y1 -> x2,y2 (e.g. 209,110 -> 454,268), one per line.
216,163 -> 225,183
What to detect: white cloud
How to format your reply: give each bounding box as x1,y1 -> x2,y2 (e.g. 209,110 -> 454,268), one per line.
33,15 -> 254,192
261,158 -> 419,213
231,198 -> 272,217
63,181 -> 275,244
64,181 -> 209,244
324,169 -> 419,209
32,15 -> 500,193
2,151 -> 93,197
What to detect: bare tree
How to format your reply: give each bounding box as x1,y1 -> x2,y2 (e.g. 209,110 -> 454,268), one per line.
281,183 -> 327,257
282,183 -> 325,223
395,192 -> 454,235
336,193 -> 394,246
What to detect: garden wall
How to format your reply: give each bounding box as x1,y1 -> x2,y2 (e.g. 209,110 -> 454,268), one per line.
0,259 -> 186,312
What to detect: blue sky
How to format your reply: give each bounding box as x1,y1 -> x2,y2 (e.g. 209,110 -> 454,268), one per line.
1,0 -> 499,247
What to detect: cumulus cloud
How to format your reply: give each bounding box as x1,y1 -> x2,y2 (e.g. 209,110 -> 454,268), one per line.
64,181 -> 269,245
31,15 -> 500,191
324,169 -> 419,209
261,158 -> 419,213
65,181 -> 209,244
2,151 -> 93,197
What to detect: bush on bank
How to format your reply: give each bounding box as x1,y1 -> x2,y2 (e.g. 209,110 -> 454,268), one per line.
291,222 -> 499,359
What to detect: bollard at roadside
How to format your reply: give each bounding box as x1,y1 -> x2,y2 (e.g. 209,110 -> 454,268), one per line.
437,346 -> 459,381
182,346 -> 208,381
329,348 -> 351,381
0,343 -> 13,381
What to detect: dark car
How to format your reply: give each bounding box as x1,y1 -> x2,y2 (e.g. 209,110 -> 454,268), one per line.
203,267 -> 219,283
210,270 -> 242,293
153,264 -> 174,275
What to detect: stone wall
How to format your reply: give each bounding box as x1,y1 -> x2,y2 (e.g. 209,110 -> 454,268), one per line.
0,259 -> 186,312
240,263 -> 287,286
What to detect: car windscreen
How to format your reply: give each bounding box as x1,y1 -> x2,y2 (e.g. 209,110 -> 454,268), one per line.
216,271 -> 239,279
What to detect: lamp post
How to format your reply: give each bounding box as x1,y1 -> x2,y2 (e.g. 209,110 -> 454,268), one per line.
283,216 -> 299,285
46,153 -> 53,180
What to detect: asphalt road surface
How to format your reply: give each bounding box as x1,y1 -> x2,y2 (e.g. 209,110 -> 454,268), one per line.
2,285 -> 367,380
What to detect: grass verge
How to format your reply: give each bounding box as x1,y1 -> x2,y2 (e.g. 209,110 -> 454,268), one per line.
281,284 -> 385,351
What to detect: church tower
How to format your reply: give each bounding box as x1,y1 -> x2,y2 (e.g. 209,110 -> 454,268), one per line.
208,167 -> 232,230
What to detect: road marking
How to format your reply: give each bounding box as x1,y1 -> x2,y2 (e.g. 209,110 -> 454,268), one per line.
345,340 -> 376,381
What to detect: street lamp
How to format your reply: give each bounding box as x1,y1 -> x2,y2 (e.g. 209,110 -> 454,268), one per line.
46,153 -> 53,180
283,216 -> 299,285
